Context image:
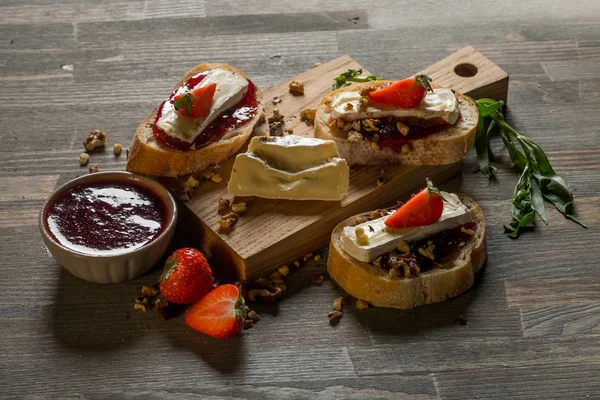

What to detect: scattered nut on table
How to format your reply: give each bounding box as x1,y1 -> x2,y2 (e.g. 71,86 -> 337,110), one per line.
288,80 -> 305,95
79,153 -> 89,166
83,129 -> 107,152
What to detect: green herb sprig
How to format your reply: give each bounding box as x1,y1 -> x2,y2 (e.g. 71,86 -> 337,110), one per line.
473,98 -> 586,237
332,69 -> 383,90
173,93 -> 193,116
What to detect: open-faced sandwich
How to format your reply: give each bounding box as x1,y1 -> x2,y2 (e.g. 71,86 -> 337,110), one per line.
314,75 -> 478,165
327,180 -> 486,309
126,63 -> 263,177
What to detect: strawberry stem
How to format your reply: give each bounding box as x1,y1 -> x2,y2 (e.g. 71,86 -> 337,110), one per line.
416,74 -> 434,93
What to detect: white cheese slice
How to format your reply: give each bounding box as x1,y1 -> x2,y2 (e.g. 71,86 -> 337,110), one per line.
331,88 -> 459,125
156,68 -> 249,143
227,136 -> 349,201
340,192 -> 471,263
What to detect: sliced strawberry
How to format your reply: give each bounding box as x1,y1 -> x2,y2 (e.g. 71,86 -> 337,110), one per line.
159,248 -> 213,305
368,74 -> 433,109
173,83 -> 217,118
185,284 -> 248,339
384,179 -> 444,228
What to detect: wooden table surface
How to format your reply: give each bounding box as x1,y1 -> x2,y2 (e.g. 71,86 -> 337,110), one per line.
1,1 -> 599,399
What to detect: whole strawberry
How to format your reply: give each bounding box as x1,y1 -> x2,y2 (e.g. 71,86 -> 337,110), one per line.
159,248 -> 213,304
185,284 -> 248,339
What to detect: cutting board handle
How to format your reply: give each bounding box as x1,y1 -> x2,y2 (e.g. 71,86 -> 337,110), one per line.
420,46 -> 509,103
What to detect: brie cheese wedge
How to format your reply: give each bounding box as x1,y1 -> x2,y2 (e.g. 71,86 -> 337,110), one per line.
227,136 -> 350,201
341,193 -> 471,263
156,68 -> 249,143
331,88 -> 459,125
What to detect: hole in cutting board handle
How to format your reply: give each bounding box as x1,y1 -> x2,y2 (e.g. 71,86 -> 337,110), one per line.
454,63 -> 478,77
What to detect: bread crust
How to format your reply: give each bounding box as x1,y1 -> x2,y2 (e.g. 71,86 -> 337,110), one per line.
327,195 -> 487,309
314,81 -> 478,165
126,63 -> 264,177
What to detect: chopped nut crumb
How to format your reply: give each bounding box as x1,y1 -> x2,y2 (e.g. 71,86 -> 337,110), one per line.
288,80 -> 305,95
83,129 -> 107,152
401,144 -> 411,154
303,252 -> 313,262
396,122 -> 410,136
313,62 -> 322,68
275,283 -> 287,292
363,119 -> 379,132
344,103 -> 354,111
269,271 -> 282,280
352,120 -> 362,131
88,165 -> 99,173
258,113 -> 266,124
210,174 -> 223,183
461,226 -> 476,236
293,260 -> 301,268
269,121 -> 284,136
333,297 -> 343,311
299,107 -> 316,125
286,128 -> 294,134
358,85 -> 376,96
371,141 -> 380,151
397,240 -> 410,253
248,310 -> 261,322
217,213 -> 238,230
328,310 -> 343,322
218,198 -> 231,214
79,153 -> 89,166
231,202 -> 247,214
355,227 -> 369,245
141,285 -> 159,297
389,268 -> 401,278
277,265 -> 290,276
314,254 -> 321,261
418,244 -> 435,260
272,96 -> 282,104
179,193 -> 190,202
347,131 -> 363,142
312,274 -> 324,285
356,299 -> 370,310
113,143 -> 123,156
181,175 -> 200,193
273,108 -> 280,116
155,298 -> 169,320
247,286 -> 283,302
134,303 -> 149,312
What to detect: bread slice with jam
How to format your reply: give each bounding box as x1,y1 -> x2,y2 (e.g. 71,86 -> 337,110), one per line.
327,194 -> 486,309
314,80 -> 478,166
126,63 -> 264,177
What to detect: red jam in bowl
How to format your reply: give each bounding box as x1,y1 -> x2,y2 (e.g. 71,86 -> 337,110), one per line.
46,182 -> 166,255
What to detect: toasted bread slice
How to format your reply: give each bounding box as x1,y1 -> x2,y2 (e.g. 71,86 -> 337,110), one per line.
327,195 -> 486,309
314,81 -> 478,165
126,63 -> 264,177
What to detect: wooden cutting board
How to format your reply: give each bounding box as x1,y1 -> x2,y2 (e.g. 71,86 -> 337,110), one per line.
177,46 -> 508,281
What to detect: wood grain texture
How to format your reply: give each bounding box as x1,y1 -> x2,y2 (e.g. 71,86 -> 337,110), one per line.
1,1 -> 600,399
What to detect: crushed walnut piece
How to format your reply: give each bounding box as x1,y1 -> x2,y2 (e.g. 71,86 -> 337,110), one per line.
155,298 -> 170,320
244,310 -> 261,329
312,274 -> 324,285
288,80 -> 305,95
347,131 -> 363,142
217,212 -> 238,230
269,121 -> 284,136
371,142 -> 380,151
231,202 -> 247,214
79,153 -> 89,166
113,143 -> 123,156
358,85 -> 376,96
356,299 -> 369,310
141,285 -> 159,297
377,177 -> 384,187
333,297 -> 343,311
83,129 -> 107,152
313,62 -> 322,68
396,121 -> 410,136
328,310 -> 343,323
303,252 -> 313,262
247,286 -> 283,302
293,260 -> 301,268
181,175 -> 200,194
355,227 -> 369,245
286,128 -> 294,134
272,96 -> 282,105
418,243 -> 435,260
277,265 -> 289,276
134,297 -> 150,312
88,165 -> 99,173
210,174 -> 223,183
397,240 -> 410,253
218,197 -> 231,214
401,144 -> 411,154
314,254 -> 321,262
299,107 -> 316,125
362,119 -> 379,132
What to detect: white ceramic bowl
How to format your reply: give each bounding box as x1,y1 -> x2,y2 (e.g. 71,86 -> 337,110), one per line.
39,171 -> 177,284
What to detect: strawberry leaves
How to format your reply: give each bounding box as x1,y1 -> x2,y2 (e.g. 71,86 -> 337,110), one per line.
173,93 -> 193,116
472,97 -> 586,237
415,74 -> 434,93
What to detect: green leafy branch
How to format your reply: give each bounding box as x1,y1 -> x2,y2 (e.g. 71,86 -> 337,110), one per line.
332,69 -> 383,90
473,98 -> 586,237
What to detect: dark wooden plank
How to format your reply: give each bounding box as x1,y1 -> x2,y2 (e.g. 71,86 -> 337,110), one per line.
434,363 -> 600,400
519,304 -> 600,337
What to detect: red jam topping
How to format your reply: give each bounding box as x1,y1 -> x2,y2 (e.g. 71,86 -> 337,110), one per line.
46,183 -> 166,255
153,71 -> 258,151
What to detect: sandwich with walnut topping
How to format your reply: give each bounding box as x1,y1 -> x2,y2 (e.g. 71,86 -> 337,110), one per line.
327,180 -> 486,309
314,74 -> 478,165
